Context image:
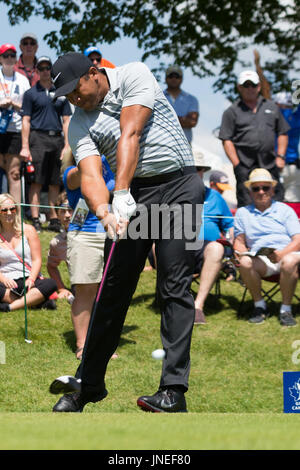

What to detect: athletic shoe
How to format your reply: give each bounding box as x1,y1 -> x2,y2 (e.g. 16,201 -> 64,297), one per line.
0,302 -> 10,312
194,308 -> 206,325
52,389 -> 108,413
280,311 -> 297,327
32,218 -> 42,233
248,306 -> 269,324
137,387 -> 187,413
49,375 -> 82,395
47,218 -> 62,233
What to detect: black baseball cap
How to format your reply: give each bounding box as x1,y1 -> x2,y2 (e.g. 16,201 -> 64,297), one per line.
51,52 -> 93,98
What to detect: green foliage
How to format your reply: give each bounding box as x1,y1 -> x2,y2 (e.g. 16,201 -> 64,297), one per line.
2,0 -> 299,98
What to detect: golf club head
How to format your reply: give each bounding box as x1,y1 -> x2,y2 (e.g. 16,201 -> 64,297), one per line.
49,375 -> 81,395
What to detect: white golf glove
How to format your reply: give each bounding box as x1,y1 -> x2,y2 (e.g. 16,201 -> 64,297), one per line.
112,189 -> 137,222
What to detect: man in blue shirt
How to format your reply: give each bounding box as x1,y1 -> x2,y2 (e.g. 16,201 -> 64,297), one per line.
234,168 -> 300,326
164,65 -> 199,144
193,150 -> 234,324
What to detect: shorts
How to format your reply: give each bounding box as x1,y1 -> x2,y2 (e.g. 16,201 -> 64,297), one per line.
258,255 -> 281,277
29,130 -> 63,185
0,132 -> 22,155
67,231 -> 106,284
0,276 -> 57,301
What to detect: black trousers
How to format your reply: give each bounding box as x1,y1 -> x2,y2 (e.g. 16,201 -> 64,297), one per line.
76,168 -> 204,399
234,163 -> 284,207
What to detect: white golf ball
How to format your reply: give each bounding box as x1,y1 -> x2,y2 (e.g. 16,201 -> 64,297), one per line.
151,348 -> 166,360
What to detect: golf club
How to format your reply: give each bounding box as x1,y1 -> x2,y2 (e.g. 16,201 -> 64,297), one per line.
49,237 -> 118,395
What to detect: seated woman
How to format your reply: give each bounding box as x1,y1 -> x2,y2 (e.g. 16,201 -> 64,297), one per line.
0,193 -> 57,312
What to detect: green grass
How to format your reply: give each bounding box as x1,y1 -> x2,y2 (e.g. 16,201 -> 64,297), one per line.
1,231 -> 300,449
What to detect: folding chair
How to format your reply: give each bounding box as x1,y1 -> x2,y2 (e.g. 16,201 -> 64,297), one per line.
238,273 -> 300,317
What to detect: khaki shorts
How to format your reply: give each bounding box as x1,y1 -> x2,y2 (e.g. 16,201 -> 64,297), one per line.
67,231 -> 106,284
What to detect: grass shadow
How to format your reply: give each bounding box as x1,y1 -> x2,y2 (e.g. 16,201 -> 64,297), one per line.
63,324 -> 139,354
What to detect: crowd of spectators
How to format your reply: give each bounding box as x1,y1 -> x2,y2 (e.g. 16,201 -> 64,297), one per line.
0,33 -> 300,343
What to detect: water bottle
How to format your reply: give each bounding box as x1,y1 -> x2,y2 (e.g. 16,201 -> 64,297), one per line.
68,294 -> 75,305
0,107 -> 13,134
25,161 -> 35,183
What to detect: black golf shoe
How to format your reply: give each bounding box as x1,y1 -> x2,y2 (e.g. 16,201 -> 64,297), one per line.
137,387 -> 187,413
52,389 -> 108,413
49,375 -> 81,395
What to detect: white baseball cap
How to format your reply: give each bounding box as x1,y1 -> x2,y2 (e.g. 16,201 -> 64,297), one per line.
238,70 -> 260,85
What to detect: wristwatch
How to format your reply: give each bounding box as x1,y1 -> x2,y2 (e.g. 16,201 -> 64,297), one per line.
276,154 -> 286,160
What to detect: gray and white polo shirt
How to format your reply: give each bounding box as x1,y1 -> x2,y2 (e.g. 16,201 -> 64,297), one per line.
68,62 -> 195,177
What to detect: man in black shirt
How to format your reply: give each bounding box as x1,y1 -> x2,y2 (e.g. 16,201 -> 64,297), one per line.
219,70 -> 290,207
20,56 -> 72,232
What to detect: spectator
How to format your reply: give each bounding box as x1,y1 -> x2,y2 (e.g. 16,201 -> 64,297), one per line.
20,56 -> 72,233
14,33 -> 39,87
47,190 -> 73,300
0,193 -> 57,312
234,168 -> 300,326
209,170 -> 232,194
0,43 -> 30,202
219,70 -> 290,207
62,152 -> 116,361
254,50 -> 300,202
83,46 -> 115,68
193,151 -> 234,325
163,65 -> 199,144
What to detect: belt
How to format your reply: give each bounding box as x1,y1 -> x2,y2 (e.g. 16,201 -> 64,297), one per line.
132,166 -> 197,186
33,129 -> 62,136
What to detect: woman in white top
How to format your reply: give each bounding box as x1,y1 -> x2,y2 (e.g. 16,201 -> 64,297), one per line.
0,193 -> 57,312
0,44 -> 30,202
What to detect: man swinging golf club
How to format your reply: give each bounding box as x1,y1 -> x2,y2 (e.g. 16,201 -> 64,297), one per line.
49,52 -> 204,413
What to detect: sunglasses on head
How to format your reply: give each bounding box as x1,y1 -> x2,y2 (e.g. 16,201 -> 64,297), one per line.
242,82 -> 258,88
2,52 -> 16,59
167,73 -> 181,79
21,41 -> 37,46
251,185 -> 271,193
38,65 -> 51,71
0,206 -> 16,213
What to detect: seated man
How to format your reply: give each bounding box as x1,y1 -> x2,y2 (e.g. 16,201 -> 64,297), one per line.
234,168 -> 300,326
193,151 -> 234,325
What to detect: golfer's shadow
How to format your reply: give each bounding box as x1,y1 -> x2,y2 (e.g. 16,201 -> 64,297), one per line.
63,324 -> 138,354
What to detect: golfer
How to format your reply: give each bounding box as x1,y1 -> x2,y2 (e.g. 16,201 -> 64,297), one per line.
50,52 -> 204,413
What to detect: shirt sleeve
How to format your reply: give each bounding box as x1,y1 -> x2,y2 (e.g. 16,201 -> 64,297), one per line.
275,105 -> 291,135
188,94 -> 199,113
120,62 -> 155,110
68,110 -> 101,165
20,89 -> 33,116
219,106 -> 236,141
234,207 -> 246,237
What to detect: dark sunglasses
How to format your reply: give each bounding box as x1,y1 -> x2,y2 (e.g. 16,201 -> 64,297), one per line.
91,57 -> 101,63
21,41 -> 37,46
38,65 -> 51,71
251,185 -> 271,193
0,206 -> 16,213
242,82 -> 258,88
2,53 -> 16,59
167,73 -> 181,79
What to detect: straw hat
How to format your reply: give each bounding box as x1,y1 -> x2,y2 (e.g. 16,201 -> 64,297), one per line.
244,168 -> 277,189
